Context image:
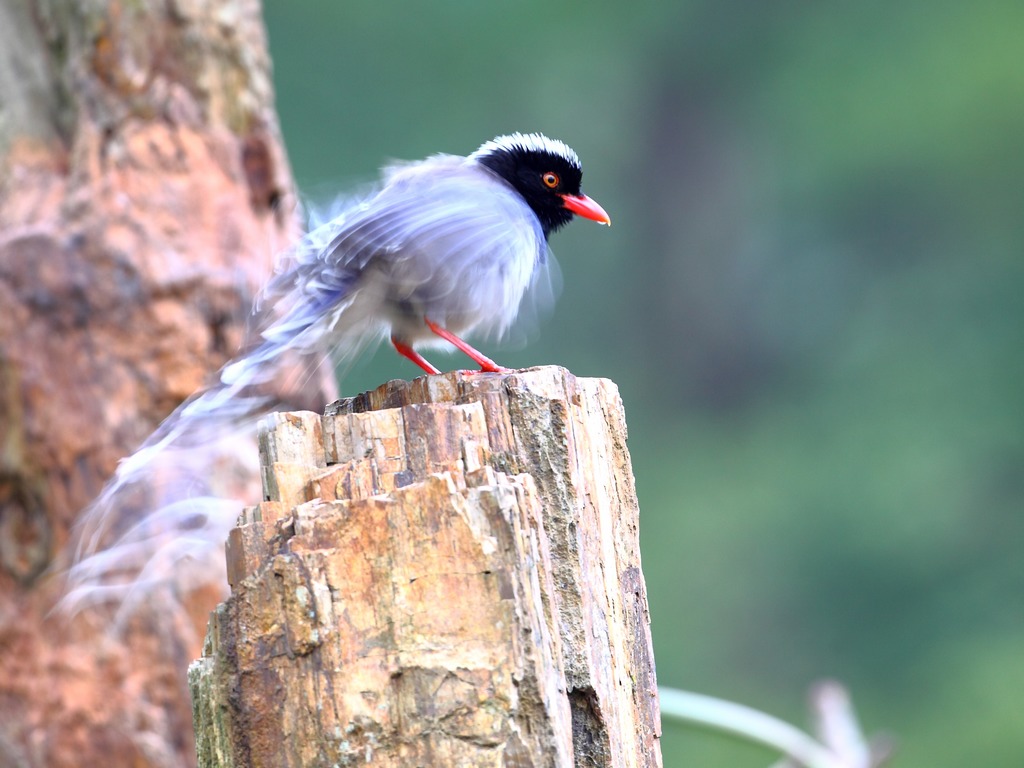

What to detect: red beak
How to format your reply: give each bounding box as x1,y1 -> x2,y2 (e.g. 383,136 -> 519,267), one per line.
561,193 -> 611,225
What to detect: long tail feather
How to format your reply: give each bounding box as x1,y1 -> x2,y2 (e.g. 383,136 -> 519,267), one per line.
60,273 -> 348,619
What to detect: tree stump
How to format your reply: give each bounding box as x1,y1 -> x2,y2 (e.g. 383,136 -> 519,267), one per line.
190,366 -> 663,767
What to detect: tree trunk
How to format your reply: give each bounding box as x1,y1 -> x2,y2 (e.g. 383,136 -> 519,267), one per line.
190,367 -> 663,768
0,1 -> 331,766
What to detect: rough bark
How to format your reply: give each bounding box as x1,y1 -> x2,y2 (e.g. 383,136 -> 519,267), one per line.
0,2 -> 331,766
190,367 -> 663,768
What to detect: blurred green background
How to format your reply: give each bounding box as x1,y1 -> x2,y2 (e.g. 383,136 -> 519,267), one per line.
262,2 -> 1024,765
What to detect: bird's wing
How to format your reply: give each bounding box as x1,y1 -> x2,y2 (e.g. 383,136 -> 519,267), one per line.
263,158 -> 548,346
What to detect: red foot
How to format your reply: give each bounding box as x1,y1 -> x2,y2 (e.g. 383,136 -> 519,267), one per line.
391,337 -> 441,375
391,320 -> 511,376
424,318 -> 510,373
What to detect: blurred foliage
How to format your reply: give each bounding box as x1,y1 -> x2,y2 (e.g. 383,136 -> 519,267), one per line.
263,1 -> 1024,765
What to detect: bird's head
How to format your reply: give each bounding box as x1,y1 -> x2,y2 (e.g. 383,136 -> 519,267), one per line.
470,132 -> 611,238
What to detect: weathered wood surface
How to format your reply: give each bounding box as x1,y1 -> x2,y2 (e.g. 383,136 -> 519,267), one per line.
190,366 -> 663,767
0,2 -> 332,766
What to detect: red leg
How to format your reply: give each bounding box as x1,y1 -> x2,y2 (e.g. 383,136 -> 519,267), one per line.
391,336 -> 441,375
424,318 -> 510,373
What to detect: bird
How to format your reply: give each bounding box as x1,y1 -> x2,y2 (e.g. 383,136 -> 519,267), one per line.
260,131 -> 610,375
62,132 -> 610,617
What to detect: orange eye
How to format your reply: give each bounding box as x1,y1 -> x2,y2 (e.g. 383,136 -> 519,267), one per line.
542,172 -> 560,189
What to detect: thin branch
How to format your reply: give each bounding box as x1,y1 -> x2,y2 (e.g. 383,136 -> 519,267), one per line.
658,687 -> 844,768
660,682 -> 892,768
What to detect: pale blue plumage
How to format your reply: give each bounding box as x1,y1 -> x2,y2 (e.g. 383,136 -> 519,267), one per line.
63,134 -> 576,615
